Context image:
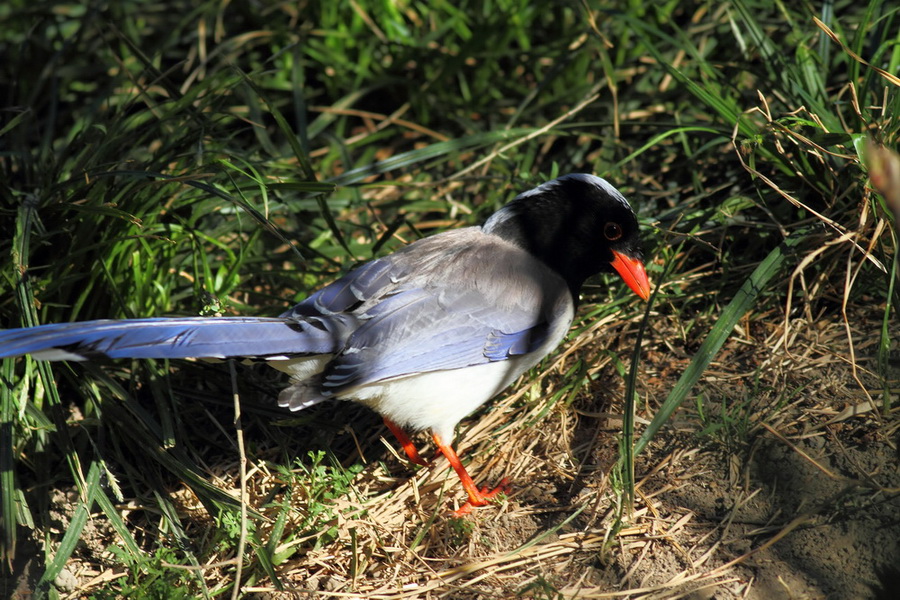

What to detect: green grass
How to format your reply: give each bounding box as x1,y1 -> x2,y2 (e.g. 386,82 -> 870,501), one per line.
1,0 -> 897,597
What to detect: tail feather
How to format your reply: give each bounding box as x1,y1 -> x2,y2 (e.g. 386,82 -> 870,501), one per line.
0,317 -> 344,361
277,376 -> 332,411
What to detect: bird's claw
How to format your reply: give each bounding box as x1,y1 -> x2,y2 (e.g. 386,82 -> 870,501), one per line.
451,477 -> 511,516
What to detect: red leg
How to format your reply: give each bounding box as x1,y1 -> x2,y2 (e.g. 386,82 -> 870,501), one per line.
383,418 -> 431,467
432,432 -> 509,515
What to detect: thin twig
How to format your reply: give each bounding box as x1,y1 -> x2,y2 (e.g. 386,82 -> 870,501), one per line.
229,361 -> 248,600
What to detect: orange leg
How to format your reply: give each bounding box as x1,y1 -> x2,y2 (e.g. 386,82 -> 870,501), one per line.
432,432 -> 509,515
383,418 -> 431,467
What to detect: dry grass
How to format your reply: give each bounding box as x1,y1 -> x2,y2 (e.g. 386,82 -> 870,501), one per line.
44,251 -> 898,599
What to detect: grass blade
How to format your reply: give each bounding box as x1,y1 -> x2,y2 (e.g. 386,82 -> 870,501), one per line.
33,461 -> 102,599
635,230 -> 808,456
621,242 -> 682,513
327,128 -> 535,186
0,359 -> 17,566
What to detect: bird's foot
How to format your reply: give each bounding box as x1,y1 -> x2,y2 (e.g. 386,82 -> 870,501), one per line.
451,477 -> 510,516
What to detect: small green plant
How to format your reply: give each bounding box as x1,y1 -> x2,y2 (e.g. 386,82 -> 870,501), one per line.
446,516 -> 476,546
212,507 -> 257,555
90,546 -> 198,600
695,392 -> 755,453
282,450 -> 364,550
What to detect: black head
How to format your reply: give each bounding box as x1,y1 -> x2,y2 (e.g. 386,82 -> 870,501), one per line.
483,173 -> 649,300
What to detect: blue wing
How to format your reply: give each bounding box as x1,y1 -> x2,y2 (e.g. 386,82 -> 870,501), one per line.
317,283 -> 560,395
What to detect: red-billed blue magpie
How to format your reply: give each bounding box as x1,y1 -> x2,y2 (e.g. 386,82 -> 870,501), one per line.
0,174 -> 650,512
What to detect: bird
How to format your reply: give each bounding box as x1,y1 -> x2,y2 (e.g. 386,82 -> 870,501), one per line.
0,173 -> 650,513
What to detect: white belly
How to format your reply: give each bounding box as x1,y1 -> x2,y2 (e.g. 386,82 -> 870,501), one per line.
344,294 -> 573,441
345,356 -> 536,441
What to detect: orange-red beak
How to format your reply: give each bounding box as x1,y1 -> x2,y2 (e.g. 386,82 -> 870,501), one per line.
610,250 -> 651,301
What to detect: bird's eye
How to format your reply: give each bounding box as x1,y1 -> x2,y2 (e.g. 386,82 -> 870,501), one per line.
604,222 -> 623,241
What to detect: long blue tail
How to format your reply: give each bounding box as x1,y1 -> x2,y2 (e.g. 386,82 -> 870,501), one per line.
0,317 -> 341,361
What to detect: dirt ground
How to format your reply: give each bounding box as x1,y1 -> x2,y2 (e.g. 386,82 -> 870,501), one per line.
6,302 -> 899,599
254,305 -> 899,599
